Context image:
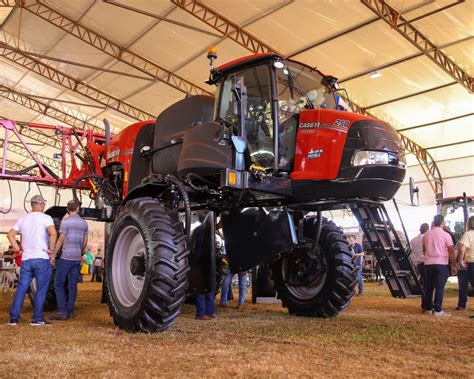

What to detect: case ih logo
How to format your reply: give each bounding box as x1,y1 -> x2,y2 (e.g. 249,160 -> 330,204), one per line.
299,122 -> 320,128
107,149 -> 120,160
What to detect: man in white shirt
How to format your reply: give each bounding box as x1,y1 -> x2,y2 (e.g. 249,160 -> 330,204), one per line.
7,195 -> 57,326
410,223 -> 429,286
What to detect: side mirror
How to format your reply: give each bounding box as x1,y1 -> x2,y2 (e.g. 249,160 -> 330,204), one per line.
409,177 -> 419,206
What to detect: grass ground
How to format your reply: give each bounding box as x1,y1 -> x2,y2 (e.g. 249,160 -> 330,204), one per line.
0,279 -> 473,378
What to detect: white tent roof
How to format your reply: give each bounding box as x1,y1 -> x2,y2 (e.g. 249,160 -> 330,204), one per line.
0,0 -> 473,198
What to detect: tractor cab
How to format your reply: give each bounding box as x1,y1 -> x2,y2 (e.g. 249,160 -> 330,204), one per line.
209,54 -> 350,174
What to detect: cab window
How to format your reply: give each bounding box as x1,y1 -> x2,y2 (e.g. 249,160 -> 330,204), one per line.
218,64 -> 274,169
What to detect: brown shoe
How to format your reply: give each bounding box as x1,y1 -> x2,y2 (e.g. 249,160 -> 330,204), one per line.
195,315 -> 211,320
454,307 -> 466,311
208,314 -> 217,318
219,304 -> 227,308
236,303 -> 244,309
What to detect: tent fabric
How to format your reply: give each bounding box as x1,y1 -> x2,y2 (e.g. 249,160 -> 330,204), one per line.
0,0 -> 472,191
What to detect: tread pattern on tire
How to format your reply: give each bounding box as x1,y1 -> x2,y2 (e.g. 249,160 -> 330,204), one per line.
29,270 -> 61,312
273,218 -> 356,318
106,197 -> 189,333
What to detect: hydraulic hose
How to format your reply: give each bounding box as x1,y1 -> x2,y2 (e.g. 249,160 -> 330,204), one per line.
166,174 -> 191,237
72,174 -> 101,203
314,211 -> 322,247
308,211 -> 323,259
0,180 -> 12,214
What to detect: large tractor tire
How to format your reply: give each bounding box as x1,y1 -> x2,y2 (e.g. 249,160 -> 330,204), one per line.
29,269 -> 63,311
106,197 -> 189,333
272,218 -> 355,317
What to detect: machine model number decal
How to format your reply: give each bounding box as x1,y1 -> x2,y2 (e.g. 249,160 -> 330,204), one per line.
334,119 -> 350,127
307,149 -> 323,160
299,120 -> 350,133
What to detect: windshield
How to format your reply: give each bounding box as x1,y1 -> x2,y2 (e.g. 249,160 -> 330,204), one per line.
441,199 -> 474,240
275,60 -> 336,115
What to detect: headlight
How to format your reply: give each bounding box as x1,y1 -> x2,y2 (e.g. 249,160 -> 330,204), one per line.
352,150 -> 389,166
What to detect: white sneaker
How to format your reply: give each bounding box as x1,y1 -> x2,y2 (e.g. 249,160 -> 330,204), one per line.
434,311 -> 451,317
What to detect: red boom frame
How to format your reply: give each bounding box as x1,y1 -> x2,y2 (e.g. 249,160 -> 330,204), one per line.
0,119 -> 106,189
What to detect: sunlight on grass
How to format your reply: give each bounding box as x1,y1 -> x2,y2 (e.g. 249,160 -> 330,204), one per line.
0,281 -> 473,377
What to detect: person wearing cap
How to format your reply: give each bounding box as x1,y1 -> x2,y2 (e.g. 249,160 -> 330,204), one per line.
410,223 -> 430,287
7,194 -> 57,326
51,200 -> 88,320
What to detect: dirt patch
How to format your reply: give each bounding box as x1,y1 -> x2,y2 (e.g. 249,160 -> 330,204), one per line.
0,280 -> 473,378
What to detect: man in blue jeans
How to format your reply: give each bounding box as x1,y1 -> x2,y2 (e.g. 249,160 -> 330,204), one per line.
7,195 -> 57,326
220,272 -> 247,308
51,200 -> 88,320
348,235 -> 364,295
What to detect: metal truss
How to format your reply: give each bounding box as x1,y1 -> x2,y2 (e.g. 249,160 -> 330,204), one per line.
399,134 -> 444,199
0,158 -> 26,171
171,0 -> 275,54
361,0 -> 473,93
3,139 -> 63,172
0,42 -> 155,121
177,0 -> 444,198
349,101 -> 444,199
0,84 -> 101,132
19,0 -> 211,97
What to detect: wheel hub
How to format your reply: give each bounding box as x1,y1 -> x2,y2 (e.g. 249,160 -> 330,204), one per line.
283,240 -> 328,300
111,225 -> 146,308
130,255 -> 146,277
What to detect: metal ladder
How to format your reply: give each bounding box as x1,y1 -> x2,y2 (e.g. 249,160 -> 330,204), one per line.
351,201 -> 423,298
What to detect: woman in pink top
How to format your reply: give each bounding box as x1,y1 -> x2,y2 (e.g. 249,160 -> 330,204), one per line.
456,216 -> 474,317
421,215 -> 455,317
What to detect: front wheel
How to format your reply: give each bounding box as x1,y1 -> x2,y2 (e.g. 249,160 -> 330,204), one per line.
272,218 -> 355,317
106,197 -> 189,333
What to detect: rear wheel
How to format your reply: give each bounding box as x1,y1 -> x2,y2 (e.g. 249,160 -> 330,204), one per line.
272,218 -> 355,317
29,266 -> 70,311
106,197 -> 189,333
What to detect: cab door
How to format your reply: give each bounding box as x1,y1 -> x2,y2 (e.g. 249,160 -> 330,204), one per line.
217,64 -> 275,170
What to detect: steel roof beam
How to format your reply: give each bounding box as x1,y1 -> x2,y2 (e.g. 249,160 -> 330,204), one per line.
287,0 -> 440,59
364,82 -> 457,110
350,101 -> 444,198
426,139 -> 474,151
0,42 -> 155,121
361,0 -> 473,93
103,0 -> 223,38
17,50 -> 155,82
20,0 -> 211,96
2,140 -> 63,171
171,0 -> 276,54
175,0 -> 444,198
0,158 -> 27,171
399,113 -> 474,132
0,84 -> 101,132
339,36 -> 473,84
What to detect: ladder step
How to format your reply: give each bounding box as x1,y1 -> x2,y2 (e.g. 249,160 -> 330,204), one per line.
394,270 -> 412,276
352,203 -> 424,299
